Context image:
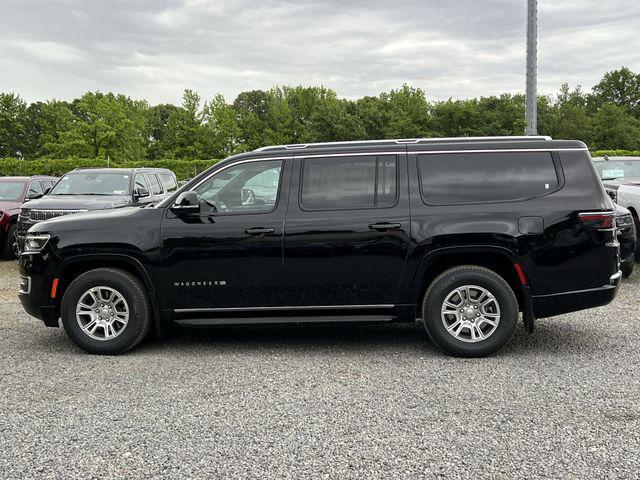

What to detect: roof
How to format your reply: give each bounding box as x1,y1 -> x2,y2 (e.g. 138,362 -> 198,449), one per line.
253,136 -> 556,153
71,167 -> 174,173
0,175 -> 57,181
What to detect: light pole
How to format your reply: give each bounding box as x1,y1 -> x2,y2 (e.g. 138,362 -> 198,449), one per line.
525,0 -> 538,135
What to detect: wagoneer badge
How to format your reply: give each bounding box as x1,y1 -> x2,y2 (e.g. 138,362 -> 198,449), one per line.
173,281 -> 227,287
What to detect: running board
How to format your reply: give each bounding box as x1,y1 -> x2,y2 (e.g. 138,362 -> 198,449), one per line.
175,315 -> 397,326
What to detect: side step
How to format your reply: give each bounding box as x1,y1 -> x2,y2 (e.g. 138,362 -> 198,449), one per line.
175,315 -> 396,326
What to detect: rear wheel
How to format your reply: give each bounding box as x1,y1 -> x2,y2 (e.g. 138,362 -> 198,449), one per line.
1,224 -> 17,259
61,268 -> 152,354
422,265 -> 518,357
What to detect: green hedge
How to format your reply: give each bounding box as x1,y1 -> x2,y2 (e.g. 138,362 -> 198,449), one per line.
591,150 -> 640,158
3,150 -> 640,181
0,158 -> 219,180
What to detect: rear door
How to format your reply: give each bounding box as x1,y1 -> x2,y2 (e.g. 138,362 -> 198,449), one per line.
283,151 -> 410,306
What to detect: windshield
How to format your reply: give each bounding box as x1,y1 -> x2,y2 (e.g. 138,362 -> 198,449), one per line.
595,160 -> 640,181
0,181 -> 25,201
50,172 -> 131,196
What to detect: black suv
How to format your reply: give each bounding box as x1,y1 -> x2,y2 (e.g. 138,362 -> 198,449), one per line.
16,167 -> 177,252
18,137 -> 620,357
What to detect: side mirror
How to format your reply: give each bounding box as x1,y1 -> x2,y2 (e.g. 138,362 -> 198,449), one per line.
133,186 -> 150,200
27,191 -> 43,200
171,191 -> 200,215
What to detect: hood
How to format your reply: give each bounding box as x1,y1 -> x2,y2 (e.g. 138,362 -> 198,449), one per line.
615,204 -> 631,217
603,178 -> 640,189
0,200 -> 22,215
21,194 -> 132,211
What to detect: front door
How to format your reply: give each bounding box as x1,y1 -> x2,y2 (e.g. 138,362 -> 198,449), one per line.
159,157 -> 291,313
283,153 -> 410,307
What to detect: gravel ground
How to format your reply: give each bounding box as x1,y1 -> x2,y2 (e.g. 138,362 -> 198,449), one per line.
1,260 -> 639,479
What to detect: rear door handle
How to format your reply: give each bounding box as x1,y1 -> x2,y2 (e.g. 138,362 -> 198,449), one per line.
245,227 -> 276,236
368,222 -> 402,232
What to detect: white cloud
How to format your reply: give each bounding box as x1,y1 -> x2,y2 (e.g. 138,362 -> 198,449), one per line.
0,0 -> 638,104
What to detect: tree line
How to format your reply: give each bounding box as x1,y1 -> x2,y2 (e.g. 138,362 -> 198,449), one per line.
1,67 -> 639,162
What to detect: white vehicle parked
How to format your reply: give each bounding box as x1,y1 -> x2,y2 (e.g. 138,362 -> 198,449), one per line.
593,156 -> 640,259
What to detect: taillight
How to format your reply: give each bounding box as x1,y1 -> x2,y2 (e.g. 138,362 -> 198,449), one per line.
579,212 -> 615,230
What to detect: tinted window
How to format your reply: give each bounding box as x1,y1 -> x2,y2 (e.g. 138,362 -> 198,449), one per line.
419,152 -> 559,205
160,173 -> 178,193
195,160 -> 282,215
300,156 -> 397,210
594,160 -> 640,180
28,181 -> 43,197
134,174 -> 149,193
146,174 -> 163,195
0,181 -> 26,201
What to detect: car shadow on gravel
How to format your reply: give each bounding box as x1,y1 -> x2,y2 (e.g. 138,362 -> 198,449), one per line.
21,315 -> 607,358
131,316 -> 607,357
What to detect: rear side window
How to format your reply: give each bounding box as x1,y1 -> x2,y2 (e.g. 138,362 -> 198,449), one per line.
160,173 -> 178,193
146,174 -> 163,195
418,152 -> 559,205
300,155 -> 397,210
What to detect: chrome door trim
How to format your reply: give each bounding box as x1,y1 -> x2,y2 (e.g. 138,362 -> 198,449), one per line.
174,304 -> 395,314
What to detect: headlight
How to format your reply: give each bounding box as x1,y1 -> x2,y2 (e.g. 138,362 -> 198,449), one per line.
616,215 -> 634,228
24,234 -> 50,252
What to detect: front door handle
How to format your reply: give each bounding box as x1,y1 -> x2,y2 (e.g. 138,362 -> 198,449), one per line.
368,222 -> 402,232
245,227 -> 276,236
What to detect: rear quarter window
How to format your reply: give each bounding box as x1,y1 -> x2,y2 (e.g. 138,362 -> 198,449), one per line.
418,151 -> 560,205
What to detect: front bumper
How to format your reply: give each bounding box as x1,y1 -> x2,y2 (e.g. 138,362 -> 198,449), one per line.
18,251 -> 60,328
532,271 -> 622,318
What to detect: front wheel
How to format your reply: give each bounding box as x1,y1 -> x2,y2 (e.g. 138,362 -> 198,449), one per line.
61,268 -> 152,354
1,224 -> 17,259
422,266 -> 518,357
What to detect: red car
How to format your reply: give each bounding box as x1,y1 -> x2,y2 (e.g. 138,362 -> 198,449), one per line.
0,176 -> 58,259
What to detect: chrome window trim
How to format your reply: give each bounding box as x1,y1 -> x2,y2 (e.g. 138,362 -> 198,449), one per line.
160,147 -> 587,208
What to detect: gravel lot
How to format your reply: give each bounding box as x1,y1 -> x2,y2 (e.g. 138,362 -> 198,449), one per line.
1,260 -> 639,479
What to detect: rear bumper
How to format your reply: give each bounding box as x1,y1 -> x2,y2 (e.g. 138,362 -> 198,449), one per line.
532,271 -> 621,318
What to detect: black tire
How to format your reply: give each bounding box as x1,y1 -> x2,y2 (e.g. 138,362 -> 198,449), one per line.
61,268 -> 152,355
622,261 -> 634,278
1,223 -> 17,260
634,217 -> 640,262
422,265 -> 518,357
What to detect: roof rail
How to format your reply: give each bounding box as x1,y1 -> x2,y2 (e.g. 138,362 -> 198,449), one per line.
254,136 -> 552,152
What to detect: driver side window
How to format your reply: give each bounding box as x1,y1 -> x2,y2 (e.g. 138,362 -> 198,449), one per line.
195,160 -> 283,215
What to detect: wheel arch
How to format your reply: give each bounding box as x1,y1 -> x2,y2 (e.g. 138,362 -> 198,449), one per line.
410,246 -> 527,312
53,254 -> 163,336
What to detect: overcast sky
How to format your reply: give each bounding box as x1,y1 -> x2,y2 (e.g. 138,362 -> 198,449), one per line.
1,0 -> 639,105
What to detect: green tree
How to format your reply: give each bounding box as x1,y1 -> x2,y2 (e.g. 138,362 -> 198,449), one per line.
71,92 -> 149,160
160,89 -> 208,158
202,94 -> 241,158
379,85 -> 431,138
147,103 -> 183,159
591,67 -> 640,117
540,84 -> 593,144
0,92 -> 28,157
591,103 -> 640,150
